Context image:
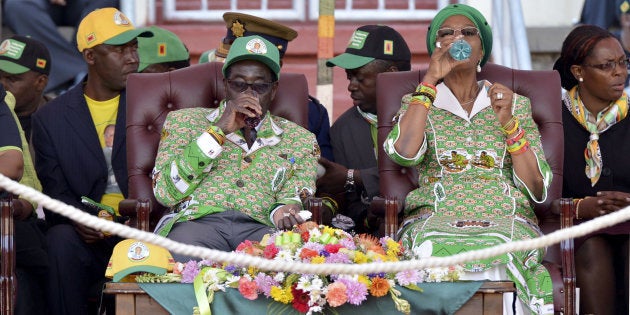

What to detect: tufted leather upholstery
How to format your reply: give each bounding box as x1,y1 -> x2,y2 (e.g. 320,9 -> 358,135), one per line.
120,61 -> 309,230
375,63 -> 575,314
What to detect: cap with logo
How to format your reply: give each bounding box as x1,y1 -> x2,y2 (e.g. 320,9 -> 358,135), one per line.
105,239 -> 175,282
137,26 -> 189,72
205,12 -> 297,63
326,25 -> 411,70
222,35 -> 281,79
0,35 -> 51,75
76,7 -> 153,52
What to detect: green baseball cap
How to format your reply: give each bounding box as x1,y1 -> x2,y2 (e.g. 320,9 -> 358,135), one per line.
222,35 -> 280,79
137,26 -> 189,72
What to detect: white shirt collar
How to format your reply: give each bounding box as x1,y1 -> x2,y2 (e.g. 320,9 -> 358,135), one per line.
432,80 -> 492,121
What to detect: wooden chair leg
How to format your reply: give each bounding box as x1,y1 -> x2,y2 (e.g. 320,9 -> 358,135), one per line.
0,195 -> 15,315
559,198 -> 576,315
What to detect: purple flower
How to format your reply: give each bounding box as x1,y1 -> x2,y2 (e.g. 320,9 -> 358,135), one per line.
325,253 -> 351,264
224,265 -> 239,275
338,238 -> 356,250
395,269 -> 423,286
181,260 -> 200,283
254,273 -> 278,297
339,279 -> 368,305
302,242 -> 325,252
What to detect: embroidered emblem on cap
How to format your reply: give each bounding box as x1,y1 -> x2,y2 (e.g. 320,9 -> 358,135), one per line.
86,33 -> 96,45
128,242 -> 150,262
113,11 -> 131,26
36,58 -> 47,69
348,30 -> 369,49
231,20 -> 245,37
158,43 -> 167,56
0,39 -> 25,59
384,40 -> 394,55
245,38 -> 267,54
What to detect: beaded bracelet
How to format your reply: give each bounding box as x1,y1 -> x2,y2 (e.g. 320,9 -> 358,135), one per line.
206,126 -> 226,146
419,81 -> 437,91
413,82 -> 437,101
509,143 -> 530,155
409,97 -> 431,110
505,127 -> 525,146
501,117 -> 519,135
507,139 -> 529,155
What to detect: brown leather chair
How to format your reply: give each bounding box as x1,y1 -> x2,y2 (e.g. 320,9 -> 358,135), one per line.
0,194 -> 15,315
374,63 -> 575,314
119,61 -> 311,231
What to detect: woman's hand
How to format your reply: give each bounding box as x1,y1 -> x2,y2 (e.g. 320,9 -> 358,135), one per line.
487,83 -> 515,126
423,35 -> 469,85
579,191 -> 630,219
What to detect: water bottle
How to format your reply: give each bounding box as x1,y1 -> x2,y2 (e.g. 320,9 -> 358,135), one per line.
449,39 -> 472,61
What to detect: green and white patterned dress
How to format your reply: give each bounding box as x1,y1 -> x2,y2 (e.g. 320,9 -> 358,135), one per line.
384,81 -> 554,314
152,101 -> 319,236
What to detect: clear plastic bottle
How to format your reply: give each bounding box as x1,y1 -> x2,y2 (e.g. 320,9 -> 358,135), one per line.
449,39 -> 472,61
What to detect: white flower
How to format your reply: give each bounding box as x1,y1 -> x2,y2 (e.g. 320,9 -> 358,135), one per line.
274,272 -> 285,282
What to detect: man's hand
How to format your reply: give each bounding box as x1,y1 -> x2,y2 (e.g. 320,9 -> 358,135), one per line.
73,222 -> 105,243
273,204 -> 304,230
316,158 -> 348,194
215,90 -> 262,134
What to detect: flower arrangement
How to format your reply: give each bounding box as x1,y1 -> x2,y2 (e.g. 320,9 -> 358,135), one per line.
136,222 -> 464,315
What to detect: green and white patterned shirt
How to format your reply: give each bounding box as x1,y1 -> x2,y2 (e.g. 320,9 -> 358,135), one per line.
152,101 -> 319,236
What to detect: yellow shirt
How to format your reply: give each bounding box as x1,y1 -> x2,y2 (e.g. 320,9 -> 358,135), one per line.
85,94 -> 123,213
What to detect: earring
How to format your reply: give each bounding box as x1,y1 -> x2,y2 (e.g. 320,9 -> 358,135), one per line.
476,61 -> 482,73
578,77 -> 583,82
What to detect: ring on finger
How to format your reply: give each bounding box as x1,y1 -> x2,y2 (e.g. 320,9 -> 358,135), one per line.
283,212 -> 291,217
496,92 -> 504,100
436,41 -> 442,49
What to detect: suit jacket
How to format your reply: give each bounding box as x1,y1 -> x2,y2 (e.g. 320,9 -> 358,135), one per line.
32,82 -> 128,226
330,106 -> 379,227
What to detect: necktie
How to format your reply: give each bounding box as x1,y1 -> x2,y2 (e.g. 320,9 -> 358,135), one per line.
244,127 -> 257,148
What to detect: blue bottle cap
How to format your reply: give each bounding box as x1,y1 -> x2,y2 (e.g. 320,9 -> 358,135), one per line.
449,39 -> 472,61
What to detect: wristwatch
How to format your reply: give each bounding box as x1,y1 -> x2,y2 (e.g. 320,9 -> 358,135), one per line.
344,169 -> 355,192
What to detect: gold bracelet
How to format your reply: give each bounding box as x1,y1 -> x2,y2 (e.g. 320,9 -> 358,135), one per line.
206,126 -> 226,145
575,198 -> 583,220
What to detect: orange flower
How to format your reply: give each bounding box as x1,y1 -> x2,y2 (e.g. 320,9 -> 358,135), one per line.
299,248 -> 318,260
355,234 -> 386,255
369,277 -> 390,297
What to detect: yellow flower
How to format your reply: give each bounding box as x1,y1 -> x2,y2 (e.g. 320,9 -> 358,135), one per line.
357,275 -> 370,287
311,256 -> 326,264
270,286 -> 293,304
353,251 -> 368,264
386,239 -> 400,254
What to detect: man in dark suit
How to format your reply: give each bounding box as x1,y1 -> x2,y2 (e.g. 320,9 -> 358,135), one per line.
31,8 -> 151,315
318,25 -> 411,234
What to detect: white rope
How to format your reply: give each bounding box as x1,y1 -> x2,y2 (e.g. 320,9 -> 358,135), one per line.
2,173 -> 629,275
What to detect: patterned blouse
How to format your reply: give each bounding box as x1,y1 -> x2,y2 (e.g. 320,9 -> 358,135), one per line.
384,81 -> 554,314
152,101 -> 320,236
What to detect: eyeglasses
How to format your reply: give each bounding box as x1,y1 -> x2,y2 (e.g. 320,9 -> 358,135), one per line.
436,27 -> 480,38
226,79 -> 275,94
582,58 -> 630,72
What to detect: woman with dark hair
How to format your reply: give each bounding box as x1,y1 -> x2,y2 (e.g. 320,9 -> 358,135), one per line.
553,24 -> 630,315
384,4 -> 553,314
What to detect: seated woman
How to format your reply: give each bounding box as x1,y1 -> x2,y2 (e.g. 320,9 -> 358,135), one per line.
553,24 -> 630,314
383,4 -> 553,314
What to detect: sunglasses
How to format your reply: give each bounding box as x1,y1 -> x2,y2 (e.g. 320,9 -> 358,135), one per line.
582,58 -> 630,72
226,79 -> 275,94
436,27 -> 480,38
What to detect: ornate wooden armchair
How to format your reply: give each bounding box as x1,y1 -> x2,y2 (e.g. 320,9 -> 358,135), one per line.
374,63 -> 575,314
118,61 -> 313,231
0,194 -> 14,315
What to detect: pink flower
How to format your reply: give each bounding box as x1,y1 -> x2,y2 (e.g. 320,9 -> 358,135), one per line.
263,244 -> 279,259
325,282 -> 348,307
238,277 -> 259,300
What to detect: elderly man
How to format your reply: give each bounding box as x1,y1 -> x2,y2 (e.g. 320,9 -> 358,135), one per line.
152,35 -> 319,262
31,8 -> 151,314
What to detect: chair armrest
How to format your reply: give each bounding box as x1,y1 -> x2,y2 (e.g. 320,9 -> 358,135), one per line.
1,195 -> 15,313
118,199 -> 151,232
559,198 -> 576,315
